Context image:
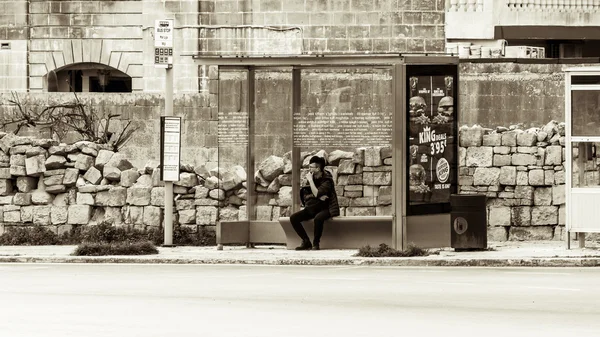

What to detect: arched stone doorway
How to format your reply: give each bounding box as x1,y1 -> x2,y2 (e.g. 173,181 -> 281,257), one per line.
45,62 -> 132,93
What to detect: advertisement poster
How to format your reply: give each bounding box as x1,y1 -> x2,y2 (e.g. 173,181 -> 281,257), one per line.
407,74 -> 456,207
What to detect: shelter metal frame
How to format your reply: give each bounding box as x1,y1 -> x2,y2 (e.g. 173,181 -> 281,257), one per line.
194,54 -> 458,250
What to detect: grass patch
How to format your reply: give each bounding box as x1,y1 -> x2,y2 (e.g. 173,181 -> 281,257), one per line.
72,241 -> 159,256
0,223 -> 216,247
354,243 -> 430,257
0,226 -> 59,245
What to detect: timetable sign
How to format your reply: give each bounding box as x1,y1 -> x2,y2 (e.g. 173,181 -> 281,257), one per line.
160,116 -> 181,182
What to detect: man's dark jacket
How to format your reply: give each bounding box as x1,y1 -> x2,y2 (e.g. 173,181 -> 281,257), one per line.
300,170 -> 340,217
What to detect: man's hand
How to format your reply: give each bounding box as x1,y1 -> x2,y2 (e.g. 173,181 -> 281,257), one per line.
306,172 -> 313,182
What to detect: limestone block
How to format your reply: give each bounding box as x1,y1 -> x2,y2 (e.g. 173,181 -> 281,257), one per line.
488,207 -> 510,226
493,146 -> 511,155
0,151 -> 8,167
482,133 -> 501,146
175,172 -> 198,188
266,178 -> 280,193
543,170 -> 554,186
493,154 -> 511,167
125,186 -> 151,206
26,146 -> 48,158
196,206 -> 217,225
511,206 -> 531,226
364,147 -> 382,167
328,150 -> 354,165
95,187 -> 127,206
45,155 -> 67,169
559,206 -> 565,225
106,153 -> 133,171
458,147 -> 466,167
466,147 -> 493,167
103,207 -> 123,225
52,193 -> 69,206
208,166 -> 223,179
103,166 -> 121,181
545,146 -> 562,165
46,185 -> 66,194
473,167 -> 500,186
552,185 -> 565,205
25,154 -> 46,176
209,189 -> 226,201
10,154 -> 26,167
15,177 -> 35,193
511,153 -> 536,166
31,190 -> 53,205
195,198 -> 219,206
194,164 -> 211,179
48,146 -> 66,156
150,187 -> 164,206
0,195 -> 13,205
14,192 -> 32,206
178,209 -> 197,224
83,167 -> 102,185
118,169 -> 139,187
175,199 -> 195,210
236,188 -> 247,200
533,187 -> 552,206
10,165 -> 26,176
255,205 -> 272,221
459,126 -> 484,147
76,193 -> 94,205
44,175 -> 64,186
205,176 -> 220,189
20,204 -> 37,222
81,146 -> 98,157
67,153 -> 79,162
33,206 -> 51,225
94,149 -> 114,169
346,207 -> 376,216
501,131 -> 518,146
75,154 -> 94,171
542,120 -> 558,139
531,206 -> 558,225
219,171 -> 238,191
509,226 -> 553,241
277,174 -> 292,186
62,168 -> 78,187
528,169 -> 544,186
554,171 -> 565,185
50,206 -> 69,225
194,186 -> 209,199
142,206 -> 161,227
152,169 -> 165,187
516,171 -> 528,185
136,174 -> 153,188
516,132 -> 537,146
258,155 -> 284,181
277,186 -> 292,206
173,186 -> 188,194
124,206 -> 144,225
499,166 -> 516,185
0,167 -> 9,179
514,186 -> 533,199
0,179 -> 12,196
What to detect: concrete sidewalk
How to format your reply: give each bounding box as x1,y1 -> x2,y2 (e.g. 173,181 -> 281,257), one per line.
1,241 -> 600,267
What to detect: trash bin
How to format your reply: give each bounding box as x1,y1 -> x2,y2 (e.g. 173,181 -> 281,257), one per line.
450,194 -> 487,250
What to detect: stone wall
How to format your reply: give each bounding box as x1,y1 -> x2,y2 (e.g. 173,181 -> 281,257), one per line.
0,132 -> 392,236
459,121 -> 567,241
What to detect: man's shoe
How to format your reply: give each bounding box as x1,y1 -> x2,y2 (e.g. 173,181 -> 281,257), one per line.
312,244 -> 320,251
295,240 -> 312,250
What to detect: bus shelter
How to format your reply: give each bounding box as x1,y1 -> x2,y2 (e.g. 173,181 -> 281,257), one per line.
194,55 -> 459,250
565,67 -> 600,249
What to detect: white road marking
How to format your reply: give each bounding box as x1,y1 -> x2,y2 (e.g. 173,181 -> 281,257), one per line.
525,286 -> 580,292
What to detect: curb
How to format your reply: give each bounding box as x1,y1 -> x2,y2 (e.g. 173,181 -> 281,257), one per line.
2,256 -> 600,267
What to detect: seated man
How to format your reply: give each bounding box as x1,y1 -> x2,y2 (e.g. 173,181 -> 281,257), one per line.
290,156 -> 340,250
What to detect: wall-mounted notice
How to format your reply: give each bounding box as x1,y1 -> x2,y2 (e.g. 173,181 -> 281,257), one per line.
160,116 -> 181,182
293,86 -> 392,147
218,110 -> 248,144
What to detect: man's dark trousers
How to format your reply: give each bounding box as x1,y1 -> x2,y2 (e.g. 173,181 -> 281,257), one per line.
289,206 -> 331,245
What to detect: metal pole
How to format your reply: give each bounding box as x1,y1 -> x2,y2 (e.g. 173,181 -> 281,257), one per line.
164,66 -> 174,246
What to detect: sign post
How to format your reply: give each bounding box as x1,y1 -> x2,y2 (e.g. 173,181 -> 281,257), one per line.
155,19 -> 176,246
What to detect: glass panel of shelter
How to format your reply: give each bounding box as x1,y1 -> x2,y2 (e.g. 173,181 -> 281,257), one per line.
571,90 -> 600,188
296,68 -> 393,217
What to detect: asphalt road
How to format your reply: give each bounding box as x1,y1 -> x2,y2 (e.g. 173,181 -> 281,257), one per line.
0,264 -> 599,337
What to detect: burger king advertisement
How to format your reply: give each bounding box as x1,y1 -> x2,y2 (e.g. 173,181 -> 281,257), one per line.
406,68 -> 457,214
